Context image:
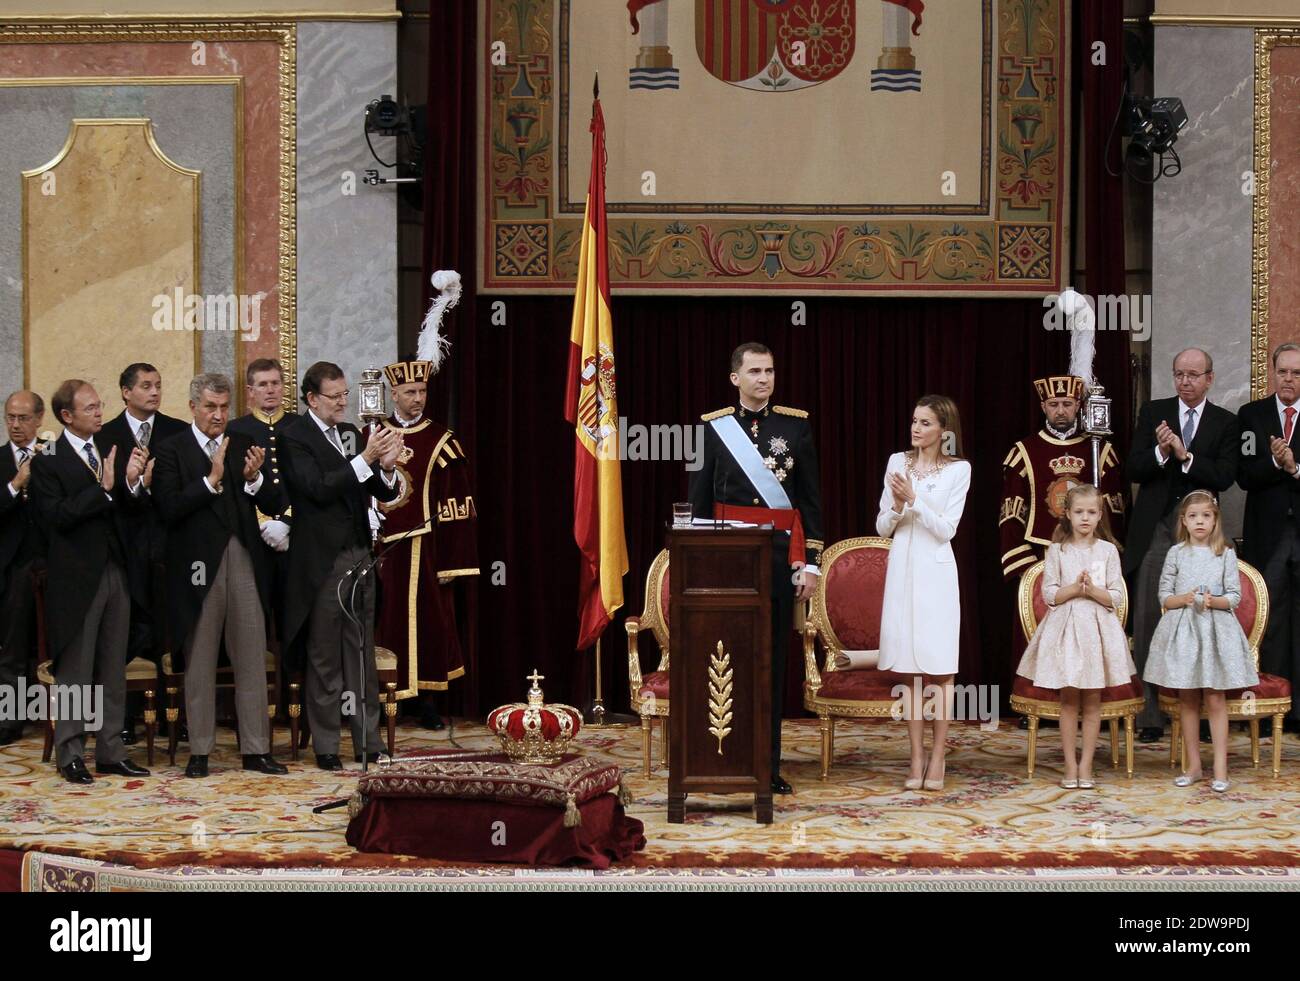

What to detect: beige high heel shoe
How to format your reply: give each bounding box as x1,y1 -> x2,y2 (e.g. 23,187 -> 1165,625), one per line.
922,759 -> 946,791
903,762 -> 928,791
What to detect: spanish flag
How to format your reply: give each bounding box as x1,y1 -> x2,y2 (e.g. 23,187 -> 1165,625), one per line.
564,90 -> 628,650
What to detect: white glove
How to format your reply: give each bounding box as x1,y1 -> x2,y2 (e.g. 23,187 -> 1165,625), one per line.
260,519 -> 290,552
368,506 -> 385,535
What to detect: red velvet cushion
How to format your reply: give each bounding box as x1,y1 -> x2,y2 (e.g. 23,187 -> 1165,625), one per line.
347,794 -> 645,868
1228,673 -> 1292,699
1013,673 -> 1144,703
1031,577 -> 1049,628
823,546 -> 889,649
638,670 -> 669,701
659,566 -> 670,628
1160,673 -> 1292,700
1234,570 -> 1258,640
359,750 -> 622,809
818,668 -> 915,701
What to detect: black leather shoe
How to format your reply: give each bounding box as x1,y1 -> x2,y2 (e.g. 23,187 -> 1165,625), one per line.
771,775 -> 793,794
243,754 -> 287,774
353,751 -> 385,764
419,706 -> 446,731
119,726 -> 138,746
315,754 -> 343,771
96,759 -> 150,777
1138,727 -> 1163,744
61,759 -> 94,784
0,726 -> 22,746
184,755 -> 209,778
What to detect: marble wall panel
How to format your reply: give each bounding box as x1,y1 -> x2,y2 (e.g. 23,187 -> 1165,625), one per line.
295,20 -> 397,423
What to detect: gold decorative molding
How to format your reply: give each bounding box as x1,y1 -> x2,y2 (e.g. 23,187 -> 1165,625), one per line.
0,11 -> 400,23
0,21 -> 298,407
1153,15 -> 1300,27
707,641 -> 733,755
1250,29 -> 1300,399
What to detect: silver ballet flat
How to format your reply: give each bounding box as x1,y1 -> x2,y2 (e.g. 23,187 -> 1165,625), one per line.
1211,779 -> 1230,793
1174,773 -> 1202,787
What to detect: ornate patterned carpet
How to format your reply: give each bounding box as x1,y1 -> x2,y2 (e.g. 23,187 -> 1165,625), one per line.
4,719 -> 1300,880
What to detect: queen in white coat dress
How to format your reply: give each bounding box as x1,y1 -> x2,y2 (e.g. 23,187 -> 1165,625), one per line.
874,395 -> 971,791
876,452 -> 971,675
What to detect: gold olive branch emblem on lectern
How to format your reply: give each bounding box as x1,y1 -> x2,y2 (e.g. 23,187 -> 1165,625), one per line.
708,641 -> 734,754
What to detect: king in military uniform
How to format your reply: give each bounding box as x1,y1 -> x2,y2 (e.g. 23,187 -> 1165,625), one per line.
999,375 -> 1126,676
372,357 -> 479,730
688,342 -> 824,795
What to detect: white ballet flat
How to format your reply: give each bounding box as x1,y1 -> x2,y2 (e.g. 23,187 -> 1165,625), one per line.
1059,777 -> 1078,789
1174,773 -> 1202,788
1211,779 -> 1231,793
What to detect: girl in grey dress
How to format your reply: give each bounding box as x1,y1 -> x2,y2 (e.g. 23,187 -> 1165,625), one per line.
1143,491 -> 1259,792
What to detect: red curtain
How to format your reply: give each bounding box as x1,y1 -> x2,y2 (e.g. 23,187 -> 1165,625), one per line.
422,3 -> 1128,720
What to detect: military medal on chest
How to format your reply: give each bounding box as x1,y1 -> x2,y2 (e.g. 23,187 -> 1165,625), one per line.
763,435 -> 794,482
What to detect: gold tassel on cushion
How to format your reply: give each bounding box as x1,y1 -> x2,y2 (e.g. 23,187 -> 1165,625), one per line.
618,778 -> 633,806
347,792 -> 367,819
563,792 -> 581,828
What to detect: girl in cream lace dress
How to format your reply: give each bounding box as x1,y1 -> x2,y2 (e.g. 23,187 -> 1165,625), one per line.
1017,484 -> 1134,788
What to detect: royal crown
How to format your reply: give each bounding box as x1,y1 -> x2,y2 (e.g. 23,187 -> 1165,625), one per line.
1049,453 -> 1087,475
486,671 -> 582,764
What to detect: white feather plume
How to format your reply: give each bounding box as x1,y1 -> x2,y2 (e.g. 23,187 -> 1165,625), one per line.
1059,288 -> 1097,389
417,269 -> 462,371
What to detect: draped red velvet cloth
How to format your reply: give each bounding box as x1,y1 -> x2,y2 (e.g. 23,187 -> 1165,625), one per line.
346,795 -> 646,869
421,3 -> 1128,721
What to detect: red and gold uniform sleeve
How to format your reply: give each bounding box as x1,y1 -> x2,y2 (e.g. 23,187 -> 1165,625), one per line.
1097,440 -> 1127,549
433,435 -> 479,580
1000,443 -> 1035,579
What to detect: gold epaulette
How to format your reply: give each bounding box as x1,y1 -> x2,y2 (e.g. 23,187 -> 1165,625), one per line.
701,407 -> 735,421
773,405 -> 808,418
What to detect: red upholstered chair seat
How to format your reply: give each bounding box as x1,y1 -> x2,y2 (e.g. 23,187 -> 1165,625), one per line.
638,671 -> 669,701
1012,674 -> 1144,703
817,669 -> 912,701
1158,673 -> 1292,701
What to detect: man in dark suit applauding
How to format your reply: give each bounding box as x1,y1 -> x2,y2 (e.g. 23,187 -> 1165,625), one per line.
152,373 -> 290,777
32,380 -> 150,783
1125,348 -> 1240,742
1238,343 -> 1300,732
99,363 -> 187,744
281,362 -> 403,770
0,391 -> 48,745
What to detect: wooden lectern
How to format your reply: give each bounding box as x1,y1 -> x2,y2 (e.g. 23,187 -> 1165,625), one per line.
666,525 -> 773,824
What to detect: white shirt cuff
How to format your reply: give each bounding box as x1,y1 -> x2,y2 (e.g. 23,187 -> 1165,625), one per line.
244,472 -> 264,496
203,476 -> 219,495
350,455 -> 372,483
128,478 -> 144,497
1181,453 -> 1193,474
1155,446 -> 1168,466
379,468 -> 397,488
802,564 -> 821,576
6,482 -> 16,498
